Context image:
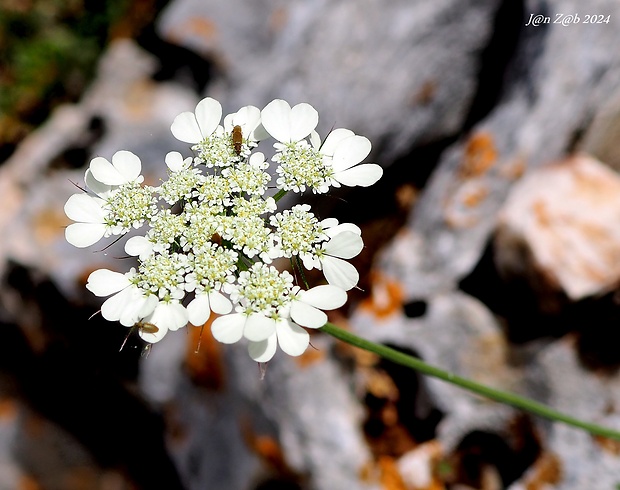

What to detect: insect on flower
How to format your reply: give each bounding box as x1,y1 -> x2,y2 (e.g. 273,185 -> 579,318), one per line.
232,125 -> 243,155
119,321 -> 160,352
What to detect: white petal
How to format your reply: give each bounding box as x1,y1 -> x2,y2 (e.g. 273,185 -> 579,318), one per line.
170,111 -> 203,144
276,319 -> 310,356
86,269 -> 130,297
324,231 -> 363,259
300,285 -> 347,310
65,222 -> 106,248
85,169 -> 114,197
211,314 -> 245,344
112,150 -> 142,182
334,164 -> 383,187
195,97 -> 222,137
289,301 -> 327,329
251,123 -> 270,142
322,256 -> 359,290
248,335 -> 278,362
165,151 -> 184,172
331,135 -> 372,172
119,293 -> 158,327
319,217 -> 339,229
208,290 -> 232,315
309,130 -> 321,149
187,294 -> 212,326
249,151 -> 266,167
261,99 -> 292,142
100,286 -> 138,323
289,102 -> 319,142
244,314 -> 277,342
124,236 -> 153,260
320,128 -> 354,155
228,105 -> 261,136
144,302 -> 188,332
324,222 -> 362,238
90,152 -> 140,186
138,322 -> 168,343
64,193 -> 106,223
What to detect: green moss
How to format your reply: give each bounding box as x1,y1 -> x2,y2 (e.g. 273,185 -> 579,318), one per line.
0,0 -> 130,148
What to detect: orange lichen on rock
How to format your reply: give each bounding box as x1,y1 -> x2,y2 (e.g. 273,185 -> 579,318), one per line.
294,340 -> 326,368
0,397 -> 18,420
378,456 -> 408,490
594,433 -> 620,455
459,131 -> 497,179
521,452 -> 562,490
359,270 -> 405,320
18,474 -> 41,490
185,315 -> 226,391
167,16 -> 218,45
32,208 -> 69,243
461,185 -> 489,208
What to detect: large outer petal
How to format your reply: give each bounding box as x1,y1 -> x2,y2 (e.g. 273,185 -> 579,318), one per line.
208,290 -> 232,315
261,99 -> 292,142
195,97 -> 222,137
170,111 -> 203,143
89,157 -> 124,185
86,269 -> 130,297
299,285 -> 347,310
248,335 -> 278,363
102,288 -> 157,327
187,294 -> 212,326
324,222 -> 361,238
319,128 -> 354,155
165,151 -> 185,172
112,150 -> 142,182
144,302 -> 188,332
321,255 -> 359,290
65,222 -> 106,248
331,135 -> 372,172
85,169 -> 114,197
211,314 -> 245,344
138,322 -> 168,343
224,105 -> 261,137
244,314 -> 277,342
64,193 -> 106,223
124,235 -> 154,260
289,103 -> 319,142
324,231 -> 363,259
334,164 -> 383,187
276,319 -> 310,356
289,301 -> 327,329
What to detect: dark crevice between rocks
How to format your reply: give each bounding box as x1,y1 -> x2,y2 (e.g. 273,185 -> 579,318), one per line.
402,300 -> 428,319
461,0 -> 525,132
442,415 -> 541,489
135,0 -> 215,94
459,240 -> 620,373
0,263 -> 186,489
362,345 -> 444,459
48,116 -> 107,171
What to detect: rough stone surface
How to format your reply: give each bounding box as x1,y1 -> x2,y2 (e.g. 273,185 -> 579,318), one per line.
2,0 -> 620,488
495,154 -> 620,301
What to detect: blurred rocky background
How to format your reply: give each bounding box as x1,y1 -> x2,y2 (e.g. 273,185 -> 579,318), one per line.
2,0 -> 620,488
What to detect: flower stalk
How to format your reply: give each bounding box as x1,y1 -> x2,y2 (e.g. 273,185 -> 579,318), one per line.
320,322 -> 620,441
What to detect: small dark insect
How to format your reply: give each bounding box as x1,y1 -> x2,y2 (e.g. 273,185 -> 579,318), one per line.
137,321 -> 159,334
119,321 -> 159,353
211,232 -> 222,245
232,125 -> 243,155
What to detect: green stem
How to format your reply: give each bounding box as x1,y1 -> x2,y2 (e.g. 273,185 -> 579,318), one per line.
320,322 -> 620,440
273,189 -> 288,202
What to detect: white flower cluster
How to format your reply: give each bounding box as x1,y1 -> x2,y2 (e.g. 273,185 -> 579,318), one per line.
64,98 -> 382,362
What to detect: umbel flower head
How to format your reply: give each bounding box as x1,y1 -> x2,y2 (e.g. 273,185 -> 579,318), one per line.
64,97 -> 383,363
